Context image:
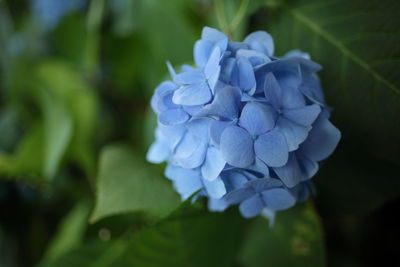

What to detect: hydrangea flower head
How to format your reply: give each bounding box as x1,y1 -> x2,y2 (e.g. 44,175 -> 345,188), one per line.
147,27 -> 341,221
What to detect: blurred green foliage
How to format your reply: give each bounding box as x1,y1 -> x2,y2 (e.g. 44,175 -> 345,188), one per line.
0,0 -> 399,266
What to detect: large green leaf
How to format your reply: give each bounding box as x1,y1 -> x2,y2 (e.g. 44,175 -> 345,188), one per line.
41,200 -> 91,263
239,202 -> 325,267
45,202 -> 248,267
267,0 -> 400,164
90,145 -> 180,222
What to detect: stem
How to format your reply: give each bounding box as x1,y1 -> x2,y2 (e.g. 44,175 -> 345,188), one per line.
227,0 -> 249,37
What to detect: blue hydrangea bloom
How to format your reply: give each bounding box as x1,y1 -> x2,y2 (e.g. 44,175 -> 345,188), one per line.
147,27 -> 341,221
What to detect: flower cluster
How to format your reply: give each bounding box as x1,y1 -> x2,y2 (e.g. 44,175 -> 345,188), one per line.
147,27 -> 340,221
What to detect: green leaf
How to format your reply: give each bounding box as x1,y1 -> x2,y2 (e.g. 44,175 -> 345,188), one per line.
239,202 -> 325,267
90,145 -> 180,222
35,60 -> 99,178
314,142 -> 400,216
41,200 -> 91,263
39,89 -> 73,180
267,0 -> 400,164
45,203 -> 248,267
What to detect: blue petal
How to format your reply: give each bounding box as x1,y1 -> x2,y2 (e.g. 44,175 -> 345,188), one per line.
284,50 -> 310,60
300,117 -> 341,161
239,195 -> 264,218
247,177 -> 282,192
201,27 -> 228,52
202,176 -> 226,199
173,167 -> 203,200
264,72 -> 281,110
210,120 -> 233,147
231,57 -> 256,92
261,188 -> 296,210
175,132 -> 201,159
194,40 -> 213,67
246,158 -> 270,178
279,75 -> 305,108
224,171 -> 249,191
244,31 -> 274,56
175,142 -> 207,169
224,186 -> 254,204
204,47 -> 221,87
283,104 -> 321,126
276,116 -> 309,151
236,49 -> 270,66
176,68 -> 204,84
158,124 -> 186,150
254,129 -> 288,167
297,153 -> 319,180
172,82 -> 212,106
220,126 -> 255,168
151,81 -> 176,113
239,102 -> 276,136
196,85 -> 241,120
273,153 -> 302,188
146,140 -> 169,163
186,118 -> 212,142
201,146 -> 226,181
208,197 -> 230,212
159,109 -> 189,126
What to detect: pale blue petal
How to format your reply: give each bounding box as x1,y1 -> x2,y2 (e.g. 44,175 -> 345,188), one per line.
300,117 -> 341,161
194,40 -> 213,67
220,126 -> 255,168
232,57 -> 256,92
175,132 -> 200,159
151,81 -> 176,113
210,120 -> 233,147
284,50 -> 310,60
158,124 -> 186,150
239,195 -> 264,218
186,118 -> 212,142
201,27 -> 228,51
236,49 -> 270,66
239,102 -> 276,136
208,197 -> 229,212
261,208 -> 276,227
146,140 -> 169,163
175,142 -> 207,169
204,46 -> 221,79
276,116 -> 309,151
283,104 -> 321,126
261,188 -> 296,210
173,168 -> 203,200
196,85 -> 241,120
203,176 -> 226,199
172,82 -> 212,106
255,129 -> 288,167
244,31 -> 274,56
158,109 -> 189,126
201,146 -> 226,181
176,68 -> 204,84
